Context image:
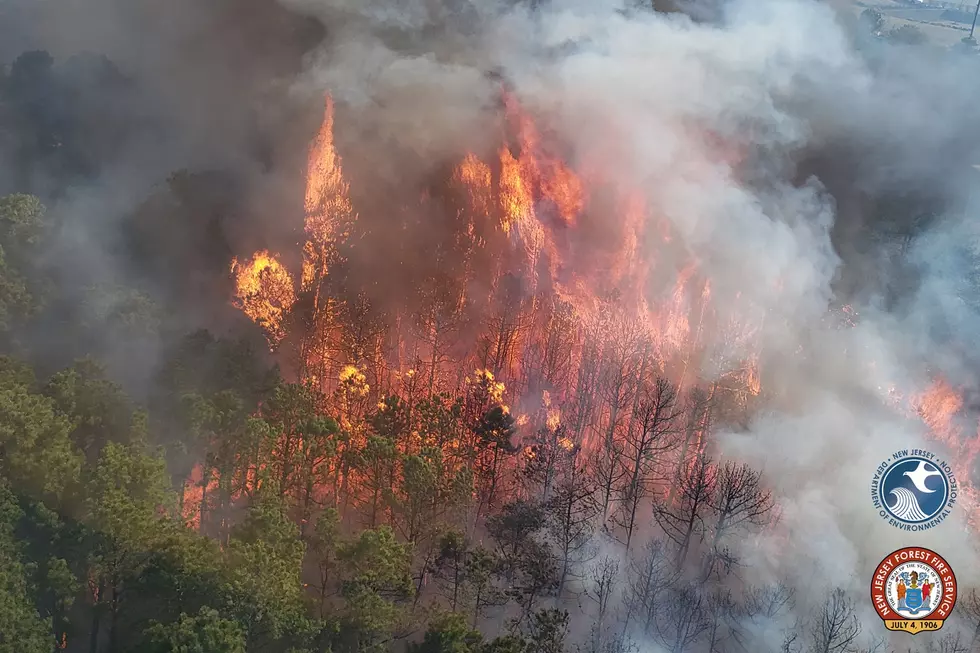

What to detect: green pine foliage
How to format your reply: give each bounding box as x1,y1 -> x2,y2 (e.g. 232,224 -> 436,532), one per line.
0,21 -> 969,651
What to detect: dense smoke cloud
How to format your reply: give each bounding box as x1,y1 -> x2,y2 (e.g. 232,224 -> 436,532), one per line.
282,0 -> 980,645
5,0 -> 980,648
0,0 -> 323,385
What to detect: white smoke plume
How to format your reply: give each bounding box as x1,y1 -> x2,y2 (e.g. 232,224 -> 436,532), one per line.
5,0 -> 980,648
279,0 -> 980,648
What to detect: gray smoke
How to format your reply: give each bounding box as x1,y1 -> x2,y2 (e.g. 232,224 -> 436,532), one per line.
0,0 -> 322,387
5,0 -> 980,648
279,0 -> 980,648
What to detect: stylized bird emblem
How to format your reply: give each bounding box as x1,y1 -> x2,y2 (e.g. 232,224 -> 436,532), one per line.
903,461 -> 942,494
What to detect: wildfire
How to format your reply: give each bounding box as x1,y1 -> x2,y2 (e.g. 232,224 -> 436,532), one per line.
229,96 -> 358,379
470,369 -> 506,405
339,365 -> 370,397
501,92 -> 585,225
230,250 -> 296,344
230,90 -> 764,463
181,462 -> 220,531
454,153 -> 494,220
219,85 -> 980,543
302,96 -> 355,295
904,377 -> 980,529
542,390 -> 562,431
912,378 -> 963,445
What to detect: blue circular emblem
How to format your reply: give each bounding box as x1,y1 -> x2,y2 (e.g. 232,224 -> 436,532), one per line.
872,450 -> 957,530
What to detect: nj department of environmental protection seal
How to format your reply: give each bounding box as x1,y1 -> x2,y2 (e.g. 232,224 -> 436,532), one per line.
871,449 -> 956,530
871,547 -> 956,634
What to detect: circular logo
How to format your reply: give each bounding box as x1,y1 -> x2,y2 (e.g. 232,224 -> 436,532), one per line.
872,450 -> 956,530
871,547 -> 956,634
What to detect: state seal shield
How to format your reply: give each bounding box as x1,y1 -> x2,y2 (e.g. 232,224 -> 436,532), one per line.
904,588 -> 924,613
871,547 -> 957,634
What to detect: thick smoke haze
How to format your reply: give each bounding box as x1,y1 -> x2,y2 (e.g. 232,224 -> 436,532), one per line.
250,0 -> 980,647
0,0 -> 326,387
4,0 -> 980,649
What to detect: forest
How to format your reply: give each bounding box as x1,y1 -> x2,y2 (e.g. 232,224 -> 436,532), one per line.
3,0 -> 980,652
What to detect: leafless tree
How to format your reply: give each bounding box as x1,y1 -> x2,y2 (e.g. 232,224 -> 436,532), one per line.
622,538 -> 677,637
654,452 -> 715,567
704,587 -> 737,653
654,581 -> 712,653
666,386 -> 712,506
524,424 -> 573,502
584,556 -> 621,653
567,311 -> 606,442
783,630 -> 802,653
962,588 -> 980,651
610,376 -> 682,553
588,439 -> 627,535
733,583 -> 796,652
744,583 -> 796,622
339,292 -> 388,376
805,588 -> 861,653
478,273 -> 534,385
546,455 -> 599,597
530,298 -> 579,398
924,631 -> 968,653
702,461 -> 774,579
594,311 -> 647,519
412,280 -> 466,394
858,633 -> 888,653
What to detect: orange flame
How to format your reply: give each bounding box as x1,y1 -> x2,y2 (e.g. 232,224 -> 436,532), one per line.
907,378 -> 980,529
230,90 -> 765,468
231,250 -> 296,344
454,153 -> 494,219
302,96 -> 355,294
913,379 -> 963,445
502,92 -> 584,225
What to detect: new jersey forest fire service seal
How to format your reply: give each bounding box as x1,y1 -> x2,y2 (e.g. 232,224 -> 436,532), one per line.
871,448 -> 956,530
871,547 -> 957,634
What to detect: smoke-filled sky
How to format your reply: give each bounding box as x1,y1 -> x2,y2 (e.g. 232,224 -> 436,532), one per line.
279,3 -> 980,617
5,0 -> 980,647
